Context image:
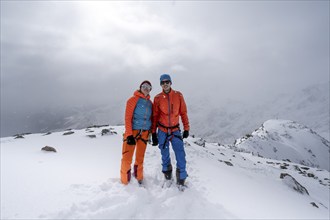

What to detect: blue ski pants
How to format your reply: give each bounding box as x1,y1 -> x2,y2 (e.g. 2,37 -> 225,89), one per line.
158,130 -> 187,180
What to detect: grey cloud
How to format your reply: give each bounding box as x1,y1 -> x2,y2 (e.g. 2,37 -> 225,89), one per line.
1,1 -> 329,137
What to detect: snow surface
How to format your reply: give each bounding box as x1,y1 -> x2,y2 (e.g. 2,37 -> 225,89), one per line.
1,125 -> 329,219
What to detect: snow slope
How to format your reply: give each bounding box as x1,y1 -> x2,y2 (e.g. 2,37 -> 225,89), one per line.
234,119 -> 330,171
1,125 -> 329,219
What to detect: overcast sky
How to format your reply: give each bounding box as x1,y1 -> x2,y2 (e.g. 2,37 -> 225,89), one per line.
1,1 -> 329,130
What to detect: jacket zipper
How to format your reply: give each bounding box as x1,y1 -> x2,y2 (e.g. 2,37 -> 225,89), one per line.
167,93 -> 171,133
143,99 -> 150,130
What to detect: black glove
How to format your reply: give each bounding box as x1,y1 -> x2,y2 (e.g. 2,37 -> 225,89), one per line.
182,130 -> 189,139
126,135 -> 136,145
152,133 -> 159,146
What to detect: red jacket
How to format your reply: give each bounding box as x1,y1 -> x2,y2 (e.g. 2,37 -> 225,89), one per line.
152,89 -> 190,133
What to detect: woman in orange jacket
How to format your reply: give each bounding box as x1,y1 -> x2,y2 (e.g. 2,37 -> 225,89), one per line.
120,80 -> 153,185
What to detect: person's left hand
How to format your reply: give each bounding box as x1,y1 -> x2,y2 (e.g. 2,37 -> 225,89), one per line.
182,130 -> 189,139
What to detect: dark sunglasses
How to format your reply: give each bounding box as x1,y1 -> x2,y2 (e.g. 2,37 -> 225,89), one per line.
161,80 -> 171,85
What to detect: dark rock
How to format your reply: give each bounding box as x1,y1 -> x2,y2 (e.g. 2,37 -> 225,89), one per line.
257,153 -> 263,158
310,202 -> 319,208
87,124 -> 109,129
280,173 -> 309,195
293,165 -> 302,172
280,165 -> 288,169
14,133 -> 31,137
41,146 -> 57,153
194,138 -> 206,147
224,161 -> 234,166
301,167 -> 310,170
43,132 -> 52,136
14,135 -> 24,139
245,134 -> 252,138
101,128 -> 117,135
87,135 -> 96,138
280,173 -> 287,178
307,173 -> 315,178
101,129 -> 110,135
63,131 -> 74,135
184,141 -> 191,147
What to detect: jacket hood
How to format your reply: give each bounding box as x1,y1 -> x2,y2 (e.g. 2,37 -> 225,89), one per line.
134,90 -> 150,100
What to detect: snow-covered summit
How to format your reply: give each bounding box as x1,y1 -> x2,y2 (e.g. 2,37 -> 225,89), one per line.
1,123 -> 329,219
234,119 -> 330,171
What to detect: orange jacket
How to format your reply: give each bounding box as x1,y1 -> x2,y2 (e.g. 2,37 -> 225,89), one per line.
125,90 -> 152,137
152,89 -> 190,133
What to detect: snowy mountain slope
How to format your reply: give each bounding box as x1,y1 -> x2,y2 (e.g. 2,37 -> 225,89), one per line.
263,82 -> 329,140
1,125 -> 329,219
188,82 -> 329,143
234,119 -> 330,171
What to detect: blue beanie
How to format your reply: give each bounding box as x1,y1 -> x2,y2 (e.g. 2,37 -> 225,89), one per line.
160,74 -> 172,84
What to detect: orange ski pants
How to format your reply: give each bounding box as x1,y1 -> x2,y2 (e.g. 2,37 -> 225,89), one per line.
120,130 -> 149,184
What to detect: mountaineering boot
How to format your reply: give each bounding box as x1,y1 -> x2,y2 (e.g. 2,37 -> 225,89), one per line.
176,168 -> 185,186
127,169 -> 131,183
164,170 -> 172,180
177,178 -> 185,186
133,165 -> 138,179
162,164 -> 172,180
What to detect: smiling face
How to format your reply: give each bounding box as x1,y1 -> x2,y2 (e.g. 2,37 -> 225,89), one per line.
140,83 -> 152,96
161,80 -> 171,93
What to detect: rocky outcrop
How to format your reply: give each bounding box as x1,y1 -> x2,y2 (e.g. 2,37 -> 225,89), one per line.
194,138 -> 206,147
63,131 -> 74,135
87,125 -> 109,129
13,133 -> 31,139
101,128 -> 117,135
41,146 -> 57,153
87,135 -> 96,138
280,173 -> 309,195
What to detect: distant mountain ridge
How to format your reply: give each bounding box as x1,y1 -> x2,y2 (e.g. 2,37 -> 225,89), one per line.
189,82 -> 329,144
234,119 -> 330,171
1,83 -> 329,145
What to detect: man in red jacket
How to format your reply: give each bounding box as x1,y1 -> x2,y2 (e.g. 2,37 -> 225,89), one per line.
152,74 -> 190,186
